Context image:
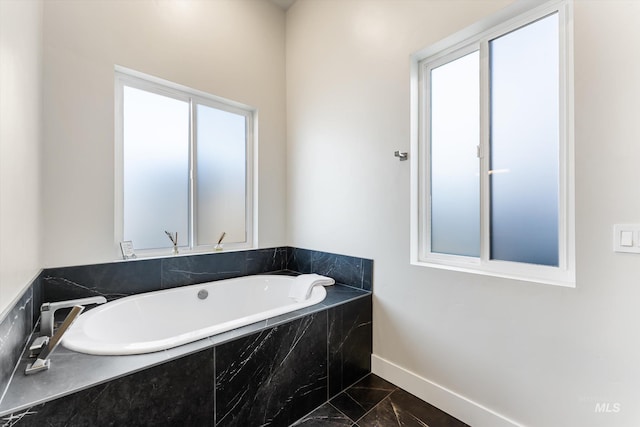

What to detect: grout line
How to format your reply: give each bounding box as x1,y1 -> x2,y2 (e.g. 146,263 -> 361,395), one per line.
326,310 -> 330,402
289,397 -> 333,426
328,401 -> 355,423
352,392 -> 392,425
213,348 -> 216,426
347,376 -> 398,425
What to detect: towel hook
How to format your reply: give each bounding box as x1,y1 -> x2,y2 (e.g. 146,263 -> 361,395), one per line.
394,151 -> 408,161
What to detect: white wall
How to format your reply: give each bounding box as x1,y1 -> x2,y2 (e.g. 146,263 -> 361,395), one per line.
286,1 -> 640,426
0,0 -> 43,316
42,0 -> 287,267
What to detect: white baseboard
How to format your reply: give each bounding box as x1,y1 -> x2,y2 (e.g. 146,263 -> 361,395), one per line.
371,354 -> 524,427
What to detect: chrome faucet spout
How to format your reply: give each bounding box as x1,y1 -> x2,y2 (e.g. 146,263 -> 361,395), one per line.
40,296 -> 107,338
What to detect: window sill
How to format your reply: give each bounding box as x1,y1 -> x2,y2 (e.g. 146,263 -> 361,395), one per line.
410,259 -> 576,288
116,244 -> 255,262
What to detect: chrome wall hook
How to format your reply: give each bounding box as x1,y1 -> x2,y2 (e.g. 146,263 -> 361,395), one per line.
394,151 -> 408,161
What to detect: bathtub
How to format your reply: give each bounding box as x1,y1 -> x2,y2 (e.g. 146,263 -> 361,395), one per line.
62,274 -> 331,356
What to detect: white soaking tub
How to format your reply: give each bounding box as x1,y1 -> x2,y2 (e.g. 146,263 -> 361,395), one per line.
62,274 -> 333,356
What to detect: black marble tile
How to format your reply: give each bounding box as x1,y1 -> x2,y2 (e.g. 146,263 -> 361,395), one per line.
347,374 -> 397,397
0,287 -> 33,398
2,349 -> 215,426
322,286 -> 369,308
215,313 -> 328,426
39,246 -> 373,305
31,273 -> 43,326
361,259 -> 373,292
43,258 -> 163,302
311,251 -> 366,289
356,388 -> 469,427
291,403 -> 354,426
246,247 -> 288,275
330,392 -> 370,422
328,296 -> 372,398
286,248 -> 373,291
287,247 -> 313,274
160,251 -> 247,288
330,375 -> 396,422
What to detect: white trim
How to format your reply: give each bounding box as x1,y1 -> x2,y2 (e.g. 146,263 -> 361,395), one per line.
190,96 -> 254,250
412,0 -> 566,63
410,0 -> 575,287
372,354 -> 525,427
421,44 -> 481,261
113,66 -> 256,259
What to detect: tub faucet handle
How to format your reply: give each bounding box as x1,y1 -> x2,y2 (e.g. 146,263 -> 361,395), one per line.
26,305 -> 85,375
29,336 -> 49,357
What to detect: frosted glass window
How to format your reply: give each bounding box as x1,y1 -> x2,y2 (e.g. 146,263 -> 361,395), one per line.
489,13 -> 559,266
416,2 -> 573,285
118,71 -> 254,254
196,105 -> 246,245
123,86 -> 189,250
430,51 -> 480,257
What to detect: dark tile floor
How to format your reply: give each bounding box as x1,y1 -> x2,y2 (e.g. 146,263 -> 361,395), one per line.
291,374 -> 470,427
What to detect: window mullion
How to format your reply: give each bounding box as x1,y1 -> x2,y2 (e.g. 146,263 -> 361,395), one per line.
479,40 -> 490,264
421,61 -> 432,260
189,98 -> 196,250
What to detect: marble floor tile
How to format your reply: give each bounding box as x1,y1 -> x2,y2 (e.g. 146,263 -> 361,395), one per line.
330,374 -> 397,421
355,395 -> 430,427
291,403 -> 354,427
293,374 -> 470,427
356,388 -> 469,427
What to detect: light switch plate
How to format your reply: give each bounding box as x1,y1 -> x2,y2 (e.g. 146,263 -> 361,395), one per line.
613,224 -> 640,253
620,230 -> 634,247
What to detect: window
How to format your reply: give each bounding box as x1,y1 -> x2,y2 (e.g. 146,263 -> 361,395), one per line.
115,68 -> 254,255
411,1 -> 574,286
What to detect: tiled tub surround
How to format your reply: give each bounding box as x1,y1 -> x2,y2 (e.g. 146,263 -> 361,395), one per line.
42,246 -> 372,304
0,247 -> 372,397
1,292 -> 372,426
0,247 -> 373,424
0,285 -> 36,404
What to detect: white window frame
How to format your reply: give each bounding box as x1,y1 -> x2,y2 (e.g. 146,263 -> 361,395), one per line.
114,66 -> 256,258
410,0 -> 575,287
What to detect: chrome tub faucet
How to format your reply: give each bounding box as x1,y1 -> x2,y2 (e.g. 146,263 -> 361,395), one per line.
25,305 -> 85,375
39,296 -> 107,338
26,296 -> 107,375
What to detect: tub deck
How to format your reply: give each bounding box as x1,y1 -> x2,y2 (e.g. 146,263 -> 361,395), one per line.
0,283 -> 369,418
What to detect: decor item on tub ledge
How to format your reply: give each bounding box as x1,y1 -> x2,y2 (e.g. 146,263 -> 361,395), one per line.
214,231 -> 226,251
61,274 -> 335,355
164,230 -> 178,254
